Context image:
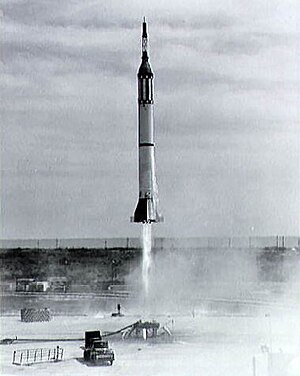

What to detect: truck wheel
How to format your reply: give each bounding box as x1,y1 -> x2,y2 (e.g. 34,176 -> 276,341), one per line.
84,350 -> 90,361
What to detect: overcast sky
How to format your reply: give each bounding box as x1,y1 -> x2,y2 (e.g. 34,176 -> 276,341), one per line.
1,0 -> 299,239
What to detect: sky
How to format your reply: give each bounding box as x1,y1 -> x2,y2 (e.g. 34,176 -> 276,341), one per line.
0,0 -> 299,239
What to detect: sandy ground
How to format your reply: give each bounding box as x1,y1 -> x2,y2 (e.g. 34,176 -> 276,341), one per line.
1,306 -> 300,376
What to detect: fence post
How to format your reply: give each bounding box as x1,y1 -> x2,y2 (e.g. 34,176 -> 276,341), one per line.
56,346 -> 59,361
12,350 -> 16,364
27,349 -> 29,363
252,356 -> 256,376
20,352 -> 23,365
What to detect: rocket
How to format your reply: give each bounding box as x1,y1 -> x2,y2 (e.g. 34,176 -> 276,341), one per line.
132,19 -> 162,223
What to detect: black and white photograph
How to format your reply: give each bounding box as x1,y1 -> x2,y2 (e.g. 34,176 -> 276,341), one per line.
0,1 -> 299,375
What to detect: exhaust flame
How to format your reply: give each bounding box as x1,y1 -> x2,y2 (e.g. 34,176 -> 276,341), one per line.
142,223 -> 152,296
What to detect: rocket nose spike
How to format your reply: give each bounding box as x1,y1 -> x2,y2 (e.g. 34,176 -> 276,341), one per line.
142,17 -> 147,38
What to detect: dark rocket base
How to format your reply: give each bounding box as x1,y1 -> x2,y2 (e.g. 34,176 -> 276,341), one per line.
132,198 -> 162,223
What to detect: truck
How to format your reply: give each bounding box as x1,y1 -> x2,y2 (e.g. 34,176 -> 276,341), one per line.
81,331 -> 115,365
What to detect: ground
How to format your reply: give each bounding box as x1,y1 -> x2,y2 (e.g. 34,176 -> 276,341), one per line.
1,247 -> 300,375
1,304 -> 300,376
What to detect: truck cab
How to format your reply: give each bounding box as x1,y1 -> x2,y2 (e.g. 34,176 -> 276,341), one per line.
82,331 -> 115,365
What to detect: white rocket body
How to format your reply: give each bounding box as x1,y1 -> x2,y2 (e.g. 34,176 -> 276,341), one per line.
132,20 -> 162,223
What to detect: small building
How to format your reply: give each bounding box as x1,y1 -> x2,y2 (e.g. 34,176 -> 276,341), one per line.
16,278 -> 35,292
48,277 -> 68,292
16,279 -> 50,292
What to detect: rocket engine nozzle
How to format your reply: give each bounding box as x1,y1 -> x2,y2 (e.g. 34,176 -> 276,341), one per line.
132,198 -> 163,223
